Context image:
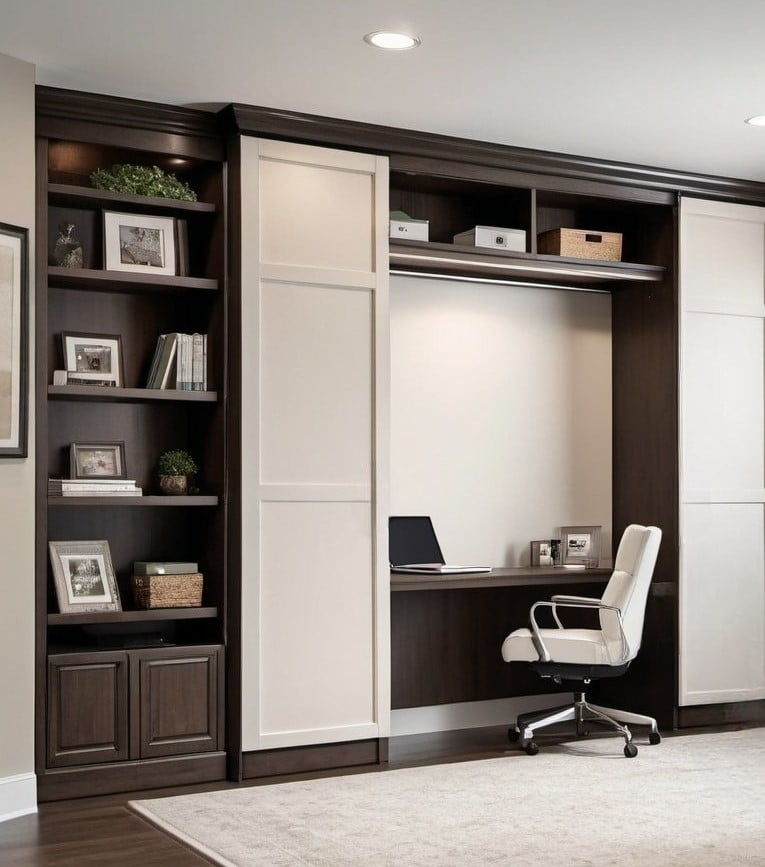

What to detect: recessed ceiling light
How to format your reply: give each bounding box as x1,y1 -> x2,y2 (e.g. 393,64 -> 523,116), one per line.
745,116 -> 765,126
363,31 -> 421,51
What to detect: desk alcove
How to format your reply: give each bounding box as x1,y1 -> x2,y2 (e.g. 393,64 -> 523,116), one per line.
391,568 -> 611,709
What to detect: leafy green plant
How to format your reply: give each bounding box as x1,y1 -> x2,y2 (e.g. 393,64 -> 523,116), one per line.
90,164 -> 197,202
158,449 -> 197,476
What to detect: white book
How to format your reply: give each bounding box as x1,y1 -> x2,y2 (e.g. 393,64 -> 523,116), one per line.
192,333 -> 204,390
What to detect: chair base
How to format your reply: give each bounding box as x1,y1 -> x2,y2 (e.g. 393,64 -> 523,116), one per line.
510,692 -> 661,758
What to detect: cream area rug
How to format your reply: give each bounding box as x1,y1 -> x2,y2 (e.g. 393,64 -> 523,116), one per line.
130,728 -> 765,866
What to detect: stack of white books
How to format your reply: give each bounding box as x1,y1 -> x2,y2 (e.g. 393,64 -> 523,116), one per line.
145,332 -> 207,391
48,478 -> 143,497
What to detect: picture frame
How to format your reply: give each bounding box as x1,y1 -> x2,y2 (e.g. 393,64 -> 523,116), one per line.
560,525 -> 602,567
0,222 -> 29,458
70,441 -> 127,479
530,539 -> 560,567
62,331 -> 123,387
103,210 -> 176,276
49,540 -> 121,614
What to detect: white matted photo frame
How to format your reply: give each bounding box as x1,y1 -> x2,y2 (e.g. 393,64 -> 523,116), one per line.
70,441 -> 127,479
0,221 -> 29,457
62,331 -> 123,387
49,540 -> 121,613
103,211 -> 176,276
560,525 -> 602,567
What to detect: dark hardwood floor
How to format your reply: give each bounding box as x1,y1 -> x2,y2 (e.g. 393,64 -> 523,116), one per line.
2,722 -> 761,866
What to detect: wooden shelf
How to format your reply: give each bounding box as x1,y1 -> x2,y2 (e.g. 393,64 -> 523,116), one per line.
389,240 -> 666,287
47,606 -> 218,626
48,385 -> 218,403
48,495 -> 219,507
48,183 -> 217,214
48,266 -> 219,293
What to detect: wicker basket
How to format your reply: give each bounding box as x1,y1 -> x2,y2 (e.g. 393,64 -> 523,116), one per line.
131,572 -> 203,608
538,228 -> 622,261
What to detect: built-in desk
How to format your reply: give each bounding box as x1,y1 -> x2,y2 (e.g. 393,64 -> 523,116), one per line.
390,566 -> 611,709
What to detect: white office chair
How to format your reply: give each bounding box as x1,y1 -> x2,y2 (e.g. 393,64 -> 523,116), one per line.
501,524 -> 662,758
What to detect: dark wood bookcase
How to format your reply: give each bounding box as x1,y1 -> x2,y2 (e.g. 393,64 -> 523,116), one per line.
35,88 -> 230,800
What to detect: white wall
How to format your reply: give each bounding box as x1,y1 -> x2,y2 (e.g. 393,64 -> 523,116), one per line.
390,274 -> 612,566
0,52 -> 36,821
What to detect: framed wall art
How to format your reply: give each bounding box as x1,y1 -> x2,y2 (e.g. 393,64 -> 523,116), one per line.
0,222 -> 28,457
49,539 -> 122,614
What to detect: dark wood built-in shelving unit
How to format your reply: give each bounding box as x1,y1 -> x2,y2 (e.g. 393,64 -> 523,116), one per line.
35,88 -> 230,801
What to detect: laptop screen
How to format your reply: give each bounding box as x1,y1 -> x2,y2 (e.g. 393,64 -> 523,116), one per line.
389,516 -> 445,566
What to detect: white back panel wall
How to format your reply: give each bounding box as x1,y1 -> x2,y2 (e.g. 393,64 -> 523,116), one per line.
240,138 -> 389,751
390,274 -> 612,565
679,197 -> 765,706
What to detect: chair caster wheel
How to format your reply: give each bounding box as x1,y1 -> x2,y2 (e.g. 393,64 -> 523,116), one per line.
507,727 -> 520,743
624,742 -> 638,758
524,741 -> 539,756
649,731 -> 661,745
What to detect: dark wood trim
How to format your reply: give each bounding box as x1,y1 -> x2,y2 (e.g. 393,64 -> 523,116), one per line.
48,183 -> 218,214
47,495 -> 219,507
47,385 -> 218,403
48,267 -> 219,294
223,103 -> 765,205
37,752 -> 227,802
37,87 -> 224,162
677,700 -> 765,728
225,135 -> 243,782
47,607 -> 219,626
242,739 -> 383,780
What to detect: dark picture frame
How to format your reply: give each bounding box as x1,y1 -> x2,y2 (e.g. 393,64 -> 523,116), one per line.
103,210 -> 176,276
61,331 -> 124,387
70,441 -> 127,479
0,221 -> 29,458
49,539 -> 121,614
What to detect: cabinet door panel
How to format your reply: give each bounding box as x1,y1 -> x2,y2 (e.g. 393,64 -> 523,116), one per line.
131,646 -> 222,759
47,652 -> 128,767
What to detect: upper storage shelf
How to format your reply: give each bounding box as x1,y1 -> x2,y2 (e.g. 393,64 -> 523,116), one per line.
389,160 -> 673,290
48,183 -> 218,215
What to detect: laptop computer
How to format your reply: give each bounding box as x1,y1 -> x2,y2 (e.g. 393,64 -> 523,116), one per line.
389,516 -> 492,574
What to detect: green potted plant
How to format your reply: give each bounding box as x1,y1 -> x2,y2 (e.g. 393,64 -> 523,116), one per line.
157,449 -> 197,495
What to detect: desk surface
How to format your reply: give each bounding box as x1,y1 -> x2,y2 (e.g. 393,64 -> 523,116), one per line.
390,565 -> 612,592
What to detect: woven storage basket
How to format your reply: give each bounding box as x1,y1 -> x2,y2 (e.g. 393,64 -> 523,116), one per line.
131,572 -> 203,608
538,228 -> 622,261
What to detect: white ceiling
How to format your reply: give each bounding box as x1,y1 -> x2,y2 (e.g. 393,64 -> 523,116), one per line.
3,0 -> 765,182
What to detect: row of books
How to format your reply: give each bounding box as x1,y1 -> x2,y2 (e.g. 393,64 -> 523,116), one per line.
146,332 -> 208,390
48,478 -> 142,497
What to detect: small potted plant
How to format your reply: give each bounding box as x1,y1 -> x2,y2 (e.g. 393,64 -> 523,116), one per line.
157,449 -> 197,495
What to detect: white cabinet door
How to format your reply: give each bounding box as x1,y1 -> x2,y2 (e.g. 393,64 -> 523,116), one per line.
239,138 -> 389,750
679,197 -> 765,706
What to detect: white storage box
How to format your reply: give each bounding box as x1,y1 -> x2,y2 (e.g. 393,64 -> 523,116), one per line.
453,225 -> 526,252
390,218 -> 429,242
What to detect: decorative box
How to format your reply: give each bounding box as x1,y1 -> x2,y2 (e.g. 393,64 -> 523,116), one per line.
537,228 -> 623,261
453,226 -> 526,252
132,572 -> 203,608
390,218 -> 429,242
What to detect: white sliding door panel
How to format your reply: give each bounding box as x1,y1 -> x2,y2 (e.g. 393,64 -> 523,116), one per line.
679,197 -> 765,708
240,137 -> 389,752
260,281 -> 372,487
260,502 -> 374,741
681,504 -> 765,704
682,200 -> 765,308
683,313 -> 764,493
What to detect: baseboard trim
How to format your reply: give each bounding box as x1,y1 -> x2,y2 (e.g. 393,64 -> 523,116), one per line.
0,773 -> 37,823
391,694 -> 570,737
242,738 -> 383,779
677,699 -> 765,729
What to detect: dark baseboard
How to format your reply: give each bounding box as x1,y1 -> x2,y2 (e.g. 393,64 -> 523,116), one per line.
37,752 -> 227,802
242,738 -> 385,779
677,700 -> 765,729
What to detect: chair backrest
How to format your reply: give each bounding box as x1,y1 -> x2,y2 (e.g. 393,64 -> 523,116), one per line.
599,524 -> 662,660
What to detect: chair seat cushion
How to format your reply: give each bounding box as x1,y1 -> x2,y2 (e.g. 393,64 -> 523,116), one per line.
501,627 -> 619,665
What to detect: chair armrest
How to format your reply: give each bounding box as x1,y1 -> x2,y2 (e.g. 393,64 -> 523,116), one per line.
529,599 -> 628,664
550,594 -> 601,604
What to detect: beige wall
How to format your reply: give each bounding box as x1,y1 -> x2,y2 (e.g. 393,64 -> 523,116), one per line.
0,53 -> 35,794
